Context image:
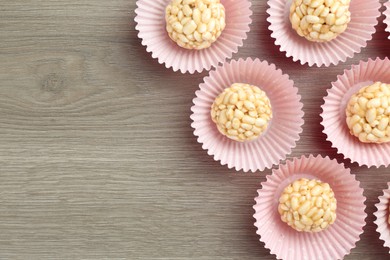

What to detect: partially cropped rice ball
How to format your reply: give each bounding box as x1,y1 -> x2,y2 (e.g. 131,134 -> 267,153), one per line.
346,82 -> 390,144
210,83 -> 272,142
278,178 -> 337,232
165,0 -> 226,50
289,0 -> 351,42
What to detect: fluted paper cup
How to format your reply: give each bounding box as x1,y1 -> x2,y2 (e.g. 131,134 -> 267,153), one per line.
253,155 -> 366,260
385,1 -> 390,39
190,58 -> 304,172
374,183 -> 390,253
134,0 -> 252,74
266,0 -> 380,67
321,57 -> 390,168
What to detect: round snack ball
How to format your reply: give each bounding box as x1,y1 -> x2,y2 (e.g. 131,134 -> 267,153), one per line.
210,83 -> 272,142
165,0 -> 226,50
346,82 -> 390,144
289,0 -> 351,42
278,178 -> 337,233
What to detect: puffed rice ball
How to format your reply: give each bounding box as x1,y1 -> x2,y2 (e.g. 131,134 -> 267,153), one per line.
165,0 -> 226,50
289,0 -> 351,42
346,82 -> 390,144
278,178 -> 337,233
210,83 -> 272,142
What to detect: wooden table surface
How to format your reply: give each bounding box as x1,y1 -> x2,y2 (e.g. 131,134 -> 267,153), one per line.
0,0 -> 389,259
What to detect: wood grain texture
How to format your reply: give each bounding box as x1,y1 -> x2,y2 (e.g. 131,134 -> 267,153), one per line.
0,0 -> 389,259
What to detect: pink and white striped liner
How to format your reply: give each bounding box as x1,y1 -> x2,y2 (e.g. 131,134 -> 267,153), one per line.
254,155 -> 366,260
374,183 -> 390,253
266,0 -> 381,67
385,1 -> 390,39
135,0 -> 252,74
321,57 -> 390,168
190,58 -> 304,172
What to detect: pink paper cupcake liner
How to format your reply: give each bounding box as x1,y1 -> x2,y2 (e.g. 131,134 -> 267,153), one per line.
374,183 -> 390,253
134,0 -> 252,74
266,0 -> 381,67
385,1 -> 390,39
190,58 -> 304,172
253,155 -> 366,260
321,57 -> 390,168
